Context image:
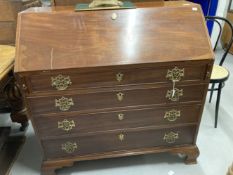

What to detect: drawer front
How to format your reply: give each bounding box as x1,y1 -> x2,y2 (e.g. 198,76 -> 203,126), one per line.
42,126 -> 196,160
28,84 -> 206,115
34,105 -> 201,138
26,64 -> 208,93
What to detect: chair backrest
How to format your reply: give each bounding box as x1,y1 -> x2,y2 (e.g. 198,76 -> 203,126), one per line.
205,16 -> 233,66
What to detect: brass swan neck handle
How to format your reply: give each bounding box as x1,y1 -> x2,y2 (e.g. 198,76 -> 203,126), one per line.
89,0 -> 123,8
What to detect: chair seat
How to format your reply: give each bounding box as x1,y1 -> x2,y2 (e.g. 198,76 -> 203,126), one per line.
210,64 -> 229,81
0,45 -> 15,80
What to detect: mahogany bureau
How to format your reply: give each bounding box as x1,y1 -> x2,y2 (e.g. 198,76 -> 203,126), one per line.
14,2 -> 214,175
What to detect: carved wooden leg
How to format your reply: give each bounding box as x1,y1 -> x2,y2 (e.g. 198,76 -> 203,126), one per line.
41,162 -> 58,175
41,167 -> 57,175
170,145 -> 200,164
4,75 -> 28,131
41,160 -> 74,175
184,146 -> 200,164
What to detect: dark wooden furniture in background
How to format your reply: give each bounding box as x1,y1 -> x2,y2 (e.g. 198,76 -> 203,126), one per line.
0,127 -> 26,175
0,2 -> 39,173
0,71 -> 29,131
0,0 -> 41,130
0,45 -> 28,131
0,45 -> 27,174
15,1 -> 214,175
2,71 -> 29,131
0,73 -> 11,114
0,0 -> 41,45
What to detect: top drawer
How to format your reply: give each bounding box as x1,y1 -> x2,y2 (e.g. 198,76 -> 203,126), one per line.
22,62 -> 210,94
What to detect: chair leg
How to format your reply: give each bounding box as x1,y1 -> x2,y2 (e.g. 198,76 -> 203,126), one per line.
209,83 -> 215,103
215,83 -> 222,128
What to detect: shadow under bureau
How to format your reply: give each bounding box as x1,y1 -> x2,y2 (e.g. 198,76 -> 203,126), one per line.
14,1 -> 214,175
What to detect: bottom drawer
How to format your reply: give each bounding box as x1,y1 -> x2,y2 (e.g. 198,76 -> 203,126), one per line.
42,125 -> 196,160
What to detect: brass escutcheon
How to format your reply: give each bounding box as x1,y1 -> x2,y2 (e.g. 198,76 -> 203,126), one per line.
166,88 -> 183,102
206,71 -> 211,78
118,133 -> 125,141
111,13 -> 118,20
22,84 -> 27,90
164,109 -> 181,122
118,113 -> 124,121
163,132 -> 179,144
55,97 -> 74,111
116,72 -> 124,82
51,74 -> 72,91
166,67 -> 184,82
61,142 -> 78,154
116,92 -> 124,101
58,119 -> 76,132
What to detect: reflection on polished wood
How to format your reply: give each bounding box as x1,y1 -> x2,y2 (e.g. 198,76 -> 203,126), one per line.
15,1 -> 212,72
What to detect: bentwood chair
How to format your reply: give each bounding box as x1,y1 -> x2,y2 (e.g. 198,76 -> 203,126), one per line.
205,16 -> 233,128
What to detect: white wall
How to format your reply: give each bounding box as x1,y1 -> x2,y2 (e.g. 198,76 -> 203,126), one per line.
211,0 -> 230,47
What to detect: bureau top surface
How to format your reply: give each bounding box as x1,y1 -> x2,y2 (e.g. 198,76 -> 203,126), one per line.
14,1 -> 214,73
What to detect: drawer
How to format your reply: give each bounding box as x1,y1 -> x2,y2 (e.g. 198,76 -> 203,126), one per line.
28,84 -> 207,115
25,63 -> 208,93
42,125 -> 196,160
34,105 -> 201,138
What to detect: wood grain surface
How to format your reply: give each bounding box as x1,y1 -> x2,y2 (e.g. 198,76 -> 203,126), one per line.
27,83 -> 207,115
34,104 -> 202,139
15,3 -> 213,72
22,61 -> 208,94
42,125 -> 196,160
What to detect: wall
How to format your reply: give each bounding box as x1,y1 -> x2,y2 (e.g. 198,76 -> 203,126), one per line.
211,0 -> 230,47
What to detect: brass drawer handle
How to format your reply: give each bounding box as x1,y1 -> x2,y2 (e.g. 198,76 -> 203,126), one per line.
116,72 -> 124,82
118,113 -> 124,121
166,88 -> 183,102
58,119 -> 76,132
166,67 -> 184,82
116,92 -> 124,101
55,97 -> 74,111
163,132 -> 179,144
51,74 -> 72,91
118,134 -> 125,141
164,109 -> 181,122
61,142 -> 78,154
